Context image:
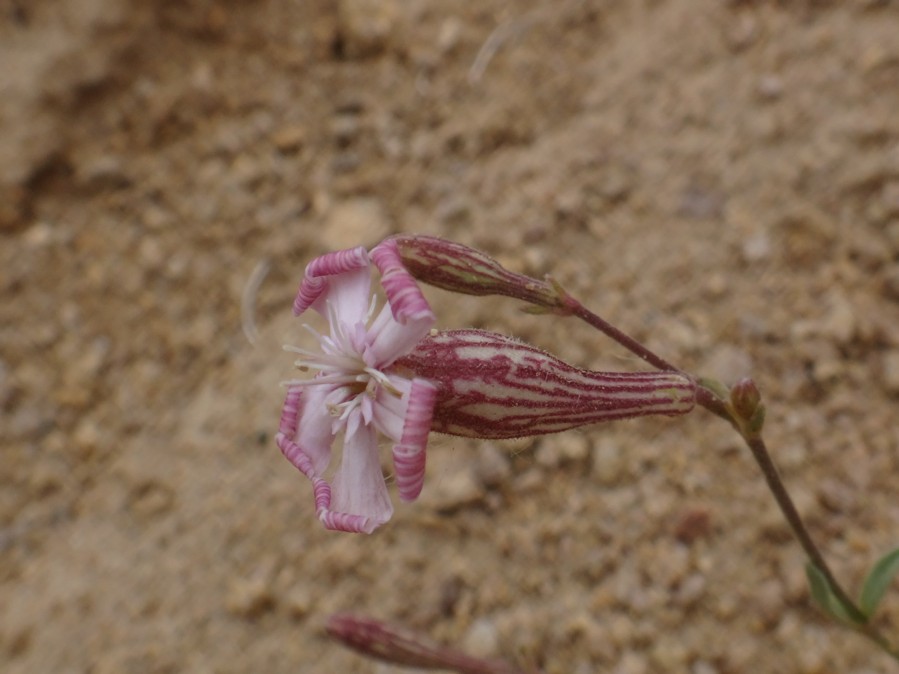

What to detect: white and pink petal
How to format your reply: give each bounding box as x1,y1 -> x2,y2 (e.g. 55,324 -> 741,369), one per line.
293,246 -> 371,318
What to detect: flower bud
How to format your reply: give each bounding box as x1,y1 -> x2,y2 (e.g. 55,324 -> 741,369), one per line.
387,234 -> 568,312
326,613 -> 526,674
729,377 -> 762,420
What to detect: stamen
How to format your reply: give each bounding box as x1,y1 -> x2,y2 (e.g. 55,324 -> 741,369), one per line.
365,293 -> 378,324
280,373 -> 360,388
365,367 -> 402,396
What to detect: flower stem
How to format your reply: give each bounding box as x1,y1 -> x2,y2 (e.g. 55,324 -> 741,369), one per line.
562,295 -> 681,373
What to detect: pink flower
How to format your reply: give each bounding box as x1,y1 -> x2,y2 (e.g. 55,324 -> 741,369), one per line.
276,241 -> 438,534
278,236 -> 697,534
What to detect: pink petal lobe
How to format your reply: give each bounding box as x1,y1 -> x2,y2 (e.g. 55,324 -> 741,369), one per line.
327,416 -> 394,533
371,375 -> 411,441
370,239 -> 435,324
293,246 -> 370,317
366,304 -> 434,368
392,378 -> 436,502
293,384 -> 337,475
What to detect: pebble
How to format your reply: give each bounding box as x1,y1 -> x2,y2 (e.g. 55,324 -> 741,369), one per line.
127,481 -> 175,518
437,18 -> 463,54
881,264 -> 899,302
535,435 -> 590,468
462,616 -> 500,657
0,359 -> 9,409
592,438 -> 627,486
757,74 -> 784,101
816,477 -> 857,513
335,0 -> 399,59
72,419 -> 101,459
675,573 -> 707,608
271,125 -> 306,153
424,468 -> 484,513
321,197 -> 391,250
78,154 -> 131,190
285,586 -> 314,619
650,636 -> 688,669
753,578 -> 786,627
29,459 -> 67,496
818,291 -> 856,345
474,443 -> 512,488
692,661 -> 719,674
741,231 -> 771,263
614,651 -> 648,674
226,576 -> 274,619
880,349 -> 899,394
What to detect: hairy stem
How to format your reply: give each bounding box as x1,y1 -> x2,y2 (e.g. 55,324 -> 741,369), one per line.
564,298 -> 681,373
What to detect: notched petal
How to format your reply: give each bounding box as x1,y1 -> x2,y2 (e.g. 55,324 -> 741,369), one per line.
370,239 -> 435,325
293,246 -> 370,316
393,378 -> 437,502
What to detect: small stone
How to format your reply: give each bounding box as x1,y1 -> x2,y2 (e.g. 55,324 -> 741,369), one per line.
462,617 -> 499,657
650,636 -> 688,669
285,586 -> 314,619
757,75 -> 783,101
128,480 -> 175,518
72,419 -> 102,459
692,661 -> 719,674
614,651 -> 649,674
474,443 -> 512,488
881,350 -> 899,395
336,0 -> 399,59
675,573 -> 707,607
741,231 -> 771,262
883,181 -> 899,218
226,577 -> 274,619
22,221 -> 55,247
819,292 -> 856,345
272,125 -> 306,153
673,507 -> 712,544
535,443 -> 559,468
0,360 -> 9,409
816,478 -> 857,513
425,469 -> 484,513
592,438 -> 627,486
138,237 -> 165,268
881,264 -> 899,302
29,460 -> 66,496
78,155 -> 131,190
437,18 -> 463,54
753,578 -> 786,627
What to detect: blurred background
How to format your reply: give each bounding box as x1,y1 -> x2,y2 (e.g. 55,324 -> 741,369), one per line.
2,1 -> 898,672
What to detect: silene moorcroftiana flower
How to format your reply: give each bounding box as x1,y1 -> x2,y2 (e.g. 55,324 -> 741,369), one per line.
278,236 -> 697,534
276,241 -> 439,534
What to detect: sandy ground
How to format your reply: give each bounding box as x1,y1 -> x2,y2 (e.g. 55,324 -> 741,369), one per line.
2,1 -> 899,672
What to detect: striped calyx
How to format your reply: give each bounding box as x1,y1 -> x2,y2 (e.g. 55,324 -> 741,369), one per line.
398,329 -> 696,439
389,234 -> 568,312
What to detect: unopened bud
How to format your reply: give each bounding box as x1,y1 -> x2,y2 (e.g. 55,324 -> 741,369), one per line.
387,234 -> 569,312
729,377 -> 761,421
326,613 -> 527,674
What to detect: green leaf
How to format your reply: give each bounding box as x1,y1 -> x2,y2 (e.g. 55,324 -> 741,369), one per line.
805,562 -> 865,627
859,546 -> 899,618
